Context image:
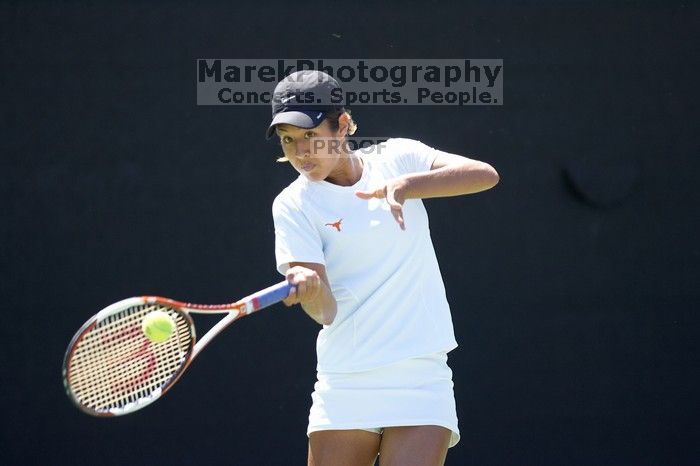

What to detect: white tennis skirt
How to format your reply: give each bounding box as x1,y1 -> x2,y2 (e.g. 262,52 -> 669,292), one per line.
307,351 -> 460,448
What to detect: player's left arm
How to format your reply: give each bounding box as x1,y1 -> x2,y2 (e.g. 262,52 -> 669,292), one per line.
356,152 -> 499,229
404,152 -> 499,199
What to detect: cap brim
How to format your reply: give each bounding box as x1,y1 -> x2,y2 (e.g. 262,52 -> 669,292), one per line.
266,110 -> 327,139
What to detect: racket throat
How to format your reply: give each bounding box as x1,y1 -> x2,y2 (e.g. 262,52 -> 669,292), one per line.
190,310 -> 240,359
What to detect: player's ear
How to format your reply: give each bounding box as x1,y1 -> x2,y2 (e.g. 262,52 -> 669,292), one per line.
336,112 -> 350,137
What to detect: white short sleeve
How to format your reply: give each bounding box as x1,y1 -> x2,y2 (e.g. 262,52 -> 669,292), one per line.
272,195 -> 325,275
390,138 -> 441,174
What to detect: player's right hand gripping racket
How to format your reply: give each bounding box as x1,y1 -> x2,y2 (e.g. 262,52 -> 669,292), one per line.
62,281 -> 292,417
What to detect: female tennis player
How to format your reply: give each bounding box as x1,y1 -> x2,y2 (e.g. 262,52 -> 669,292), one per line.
267,70 -> 499,466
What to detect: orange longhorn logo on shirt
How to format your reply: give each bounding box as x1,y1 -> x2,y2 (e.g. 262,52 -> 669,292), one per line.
325,219 -> 343,232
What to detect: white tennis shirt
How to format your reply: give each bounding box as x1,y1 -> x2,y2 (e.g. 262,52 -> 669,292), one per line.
273,138 -> 458,372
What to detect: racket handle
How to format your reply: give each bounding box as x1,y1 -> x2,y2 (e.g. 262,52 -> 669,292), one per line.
248,281 -> 293,311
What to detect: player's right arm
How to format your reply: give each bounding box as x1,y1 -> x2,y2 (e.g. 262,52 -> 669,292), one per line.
284,262 -> 337,326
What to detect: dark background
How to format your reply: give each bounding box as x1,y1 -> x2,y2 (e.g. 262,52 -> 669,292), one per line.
2,1 -> 698,465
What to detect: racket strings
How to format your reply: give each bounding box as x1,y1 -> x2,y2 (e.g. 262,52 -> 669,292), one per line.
66,303 -> 193,414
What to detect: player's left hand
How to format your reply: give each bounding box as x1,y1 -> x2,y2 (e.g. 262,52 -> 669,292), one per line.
355,177 -> 408,230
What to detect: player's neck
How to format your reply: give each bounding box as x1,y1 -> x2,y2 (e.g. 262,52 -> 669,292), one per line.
324,150 -> 363,187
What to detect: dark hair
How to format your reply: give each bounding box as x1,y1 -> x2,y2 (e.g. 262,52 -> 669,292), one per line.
325,108 -> 358,135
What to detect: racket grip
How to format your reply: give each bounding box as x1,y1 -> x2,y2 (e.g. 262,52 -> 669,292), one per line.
251,281 -> 293,310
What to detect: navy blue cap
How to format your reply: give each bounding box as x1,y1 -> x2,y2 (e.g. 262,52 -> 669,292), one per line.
266,70 -> 343,139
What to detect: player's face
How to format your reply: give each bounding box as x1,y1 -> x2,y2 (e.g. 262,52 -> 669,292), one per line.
276,120 -> 345,181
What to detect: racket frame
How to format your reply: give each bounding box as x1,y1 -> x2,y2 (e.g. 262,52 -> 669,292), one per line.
62,281 -> 291,417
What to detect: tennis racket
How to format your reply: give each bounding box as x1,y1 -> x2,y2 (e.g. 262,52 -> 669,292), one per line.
62,281 -> 292,417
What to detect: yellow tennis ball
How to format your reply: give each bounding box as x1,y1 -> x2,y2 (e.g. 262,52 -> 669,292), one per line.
142,310 -> 175,343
